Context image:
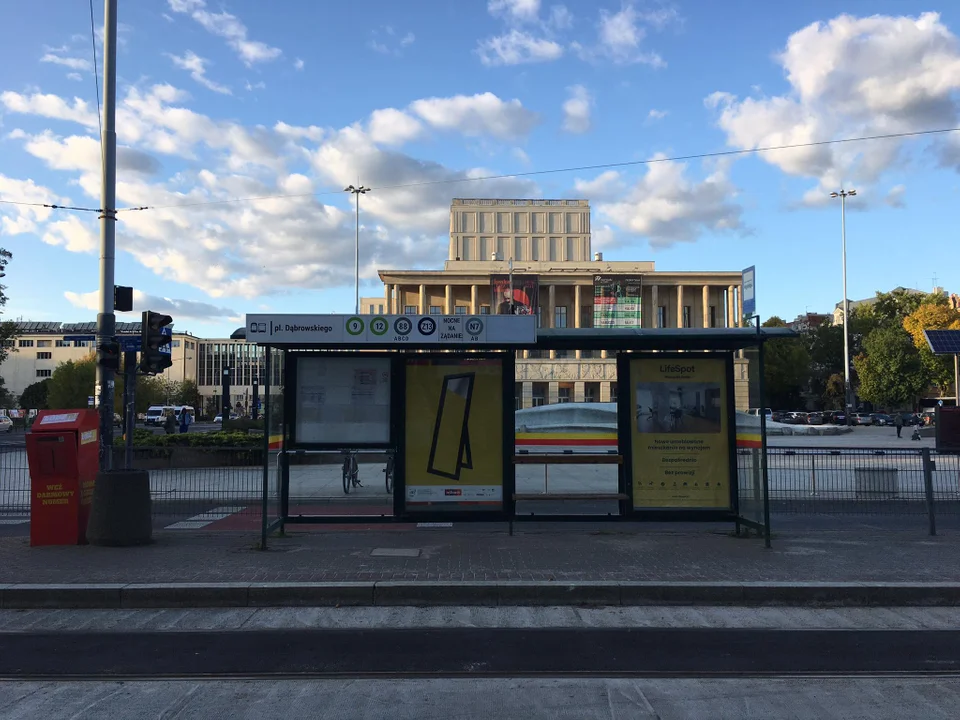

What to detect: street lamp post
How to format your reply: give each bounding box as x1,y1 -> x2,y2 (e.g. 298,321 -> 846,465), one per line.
344,184 -> 370,314
830,189 -> 857,426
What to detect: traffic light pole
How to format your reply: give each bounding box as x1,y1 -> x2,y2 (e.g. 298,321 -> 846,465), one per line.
95,0 -> 118,472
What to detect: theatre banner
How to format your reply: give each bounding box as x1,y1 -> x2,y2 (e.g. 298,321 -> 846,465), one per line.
593,276 -> 642,328
491,275 -> 539,316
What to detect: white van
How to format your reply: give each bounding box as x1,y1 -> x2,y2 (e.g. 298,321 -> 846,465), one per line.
747,407 -> 773,421
144,405 -> 195,426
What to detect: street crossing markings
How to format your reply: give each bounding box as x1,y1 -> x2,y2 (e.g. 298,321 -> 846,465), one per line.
164,506 -> 247,530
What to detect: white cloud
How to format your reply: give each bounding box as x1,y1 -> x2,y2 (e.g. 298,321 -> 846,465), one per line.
647,108 -> 668,120
488,0 -> 541,22
64,289 -> 239,320
368,108 -> 423,146
166,0 -> 281,66
294,58 -> 305,70
707,12 -> 960,203
589,3 -> 667,66
369,26 -> 416,56
595,159 -> 743,247
0,91 -> 98,128
511,147 -> 531,165
273,121 -> 323,142
168,51 -> 232,95
573,169 -> 624,199
40,54 -> 92,71
66,73 -> 83,82
885,184 -> 906,208
477,29 -> 563,66
562,84 -> 592,133
410,92 -> 540,139
42,216 -> 98,253
0,174 -> 63,236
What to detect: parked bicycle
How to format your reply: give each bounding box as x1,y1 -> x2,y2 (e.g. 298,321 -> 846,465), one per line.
341,451 -> 361,494
383,454 -> 394,494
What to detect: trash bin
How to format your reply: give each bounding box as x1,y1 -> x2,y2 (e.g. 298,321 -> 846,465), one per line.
26,409 -> 99,546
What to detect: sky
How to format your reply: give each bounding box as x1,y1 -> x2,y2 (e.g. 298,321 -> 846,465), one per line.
1,0 -> 959,339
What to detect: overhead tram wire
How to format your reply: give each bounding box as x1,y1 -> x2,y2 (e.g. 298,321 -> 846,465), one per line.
3,126 -> 959,215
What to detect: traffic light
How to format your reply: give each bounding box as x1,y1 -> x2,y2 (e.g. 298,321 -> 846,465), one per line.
139,310 -> 173,375
97,339 -> 121,371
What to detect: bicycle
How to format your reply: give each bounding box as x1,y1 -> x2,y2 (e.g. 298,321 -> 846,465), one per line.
341,451 -> 361,494
383,454 -> 395,494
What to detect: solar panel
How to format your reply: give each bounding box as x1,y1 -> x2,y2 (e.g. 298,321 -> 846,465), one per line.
925,329 -> 960,355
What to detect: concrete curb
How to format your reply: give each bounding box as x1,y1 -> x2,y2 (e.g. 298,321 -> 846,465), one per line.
4,582 -> 960,609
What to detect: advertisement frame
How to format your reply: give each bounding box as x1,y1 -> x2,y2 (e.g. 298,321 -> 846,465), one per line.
397,352 -> 515,520
593,275 -> 643,329
284,351 -> 397,450
490,275 -> 539,317
617,351 -> 740,521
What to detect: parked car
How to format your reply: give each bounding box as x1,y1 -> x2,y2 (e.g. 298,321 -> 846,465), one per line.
781,412 -> 805,424
0,415 -> 13,433
806,412 -> 824,425
870,413 -> 893,426
853,413 -> 873,425
748,408 -> 773,422
900,413 -> 922,426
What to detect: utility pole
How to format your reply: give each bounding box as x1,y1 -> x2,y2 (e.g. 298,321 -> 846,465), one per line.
96,0 -> 118,471
830,189 -> 856,426
344,183 -> 369,314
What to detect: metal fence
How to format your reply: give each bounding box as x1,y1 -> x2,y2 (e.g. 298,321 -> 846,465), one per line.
4,442 -> 960,529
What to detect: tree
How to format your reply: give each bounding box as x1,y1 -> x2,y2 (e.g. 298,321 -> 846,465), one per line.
802,321 -> 844,405
762,316 -> 810,409
0,248 -> 17,369
47,355 -> 96,409
902,303 -> 960,397
19,379 -> 50,410
0,378 -> 14,409
822,373 -> 846,410
853,326 -> 928,409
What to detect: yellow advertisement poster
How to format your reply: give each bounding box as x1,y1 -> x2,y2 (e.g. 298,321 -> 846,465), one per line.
404,358 -> 503,509
630,357 -> 731,509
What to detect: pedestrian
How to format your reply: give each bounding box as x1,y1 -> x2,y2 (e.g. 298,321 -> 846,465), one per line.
895,413 -> 903,438
179,409 -> 192,434
163,412 -> 176,435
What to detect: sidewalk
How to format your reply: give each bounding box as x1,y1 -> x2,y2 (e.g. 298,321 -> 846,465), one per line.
2,524 -> 960,608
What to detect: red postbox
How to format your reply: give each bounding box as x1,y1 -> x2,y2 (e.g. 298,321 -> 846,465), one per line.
26,409 -> 100,546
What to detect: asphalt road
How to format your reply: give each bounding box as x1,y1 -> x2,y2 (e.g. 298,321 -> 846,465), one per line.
1,628 -> 959,678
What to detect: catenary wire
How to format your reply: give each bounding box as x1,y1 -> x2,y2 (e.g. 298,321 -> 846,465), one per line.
113,126 -> 960,213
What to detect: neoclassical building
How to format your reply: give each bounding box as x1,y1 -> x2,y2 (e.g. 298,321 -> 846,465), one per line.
360,198 -> 749,409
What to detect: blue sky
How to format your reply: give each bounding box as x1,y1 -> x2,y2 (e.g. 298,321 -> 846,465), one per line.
1,0 -> 959,338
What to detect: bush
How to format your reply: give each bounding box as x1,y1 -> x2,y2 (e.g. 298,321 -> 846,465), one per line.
147,430 -> 261,448
221,418 -> 264,432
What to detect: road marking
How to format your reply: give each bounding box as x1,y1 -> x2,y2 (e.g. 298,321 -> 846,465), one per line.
0,517 -> 29,525
371,548 -> 421,557
164,506 -> 247,530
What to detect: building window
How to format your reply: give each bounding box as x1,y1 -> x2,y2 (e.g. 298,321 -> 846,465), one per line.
554,306 -> 568,328
557,385 -> 572,403
37,351 -> 52,360
514,237 -> 523,260
37,340 -> 52,348
56,339 -> 70,347
172,340 -> 181,348
527,349 -> 544,359
682,306 -> 692,328
709,305 -> 717,328
480,305 -> 490,315
429,305 -> 442,315
378,304 -> 384,314
18,339 -> 34,348
455,306 -> 467,315
74,340 -> 92,348
36,369 -> 52,378
584,382 -> 600,403
610,382 -> 618,403
531,382 -> 547,407
404,305 -> 417,315
657,306 -> 667,328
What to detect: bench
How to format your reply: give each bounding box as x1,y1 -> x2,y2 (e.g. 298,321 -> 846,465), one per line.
509,454 -> 626,534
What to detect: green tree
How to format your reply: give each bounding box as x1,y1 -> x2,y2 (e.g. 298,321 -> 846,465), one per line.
0,378 -> 14,408
802,321 -> 844,405
0,248 -> 17,368
762,316 -> 811,409
902,303 -> 960,396
18,379 -> 50,410
853,326 -> 928,409
822,373 -> 846,410
47,355 -> 96,409
171,379 -> 201,409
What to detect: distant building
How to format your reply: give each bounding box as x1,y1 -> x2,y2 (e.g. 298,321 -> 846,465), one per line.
833,286 -> 948,325
787,313 -> 831,332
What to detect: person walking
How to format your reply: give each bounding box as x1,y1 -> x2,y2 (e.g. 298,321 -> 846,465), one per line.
895,413 -> 903,438
179,409 -> 192,434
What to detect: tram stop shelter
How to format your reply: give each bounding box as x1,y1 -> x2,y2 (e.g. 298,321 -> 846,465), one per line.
245,313 -> 794,549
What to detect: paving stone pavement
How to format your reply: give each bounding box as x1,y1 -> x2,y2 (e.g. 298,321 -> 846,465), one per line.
2,525 -> 959,585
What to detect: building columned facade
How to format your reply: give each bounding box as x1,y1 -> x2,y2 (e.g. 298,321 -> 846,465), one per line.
363,198 -> 750,410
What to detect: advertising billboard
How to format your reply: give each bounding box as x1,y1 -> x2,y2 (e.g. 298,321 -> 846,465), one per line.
629,356 -> 732,509
404,357 -> 504,510
490,275 -> 539,316
593,275 -> 643,328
